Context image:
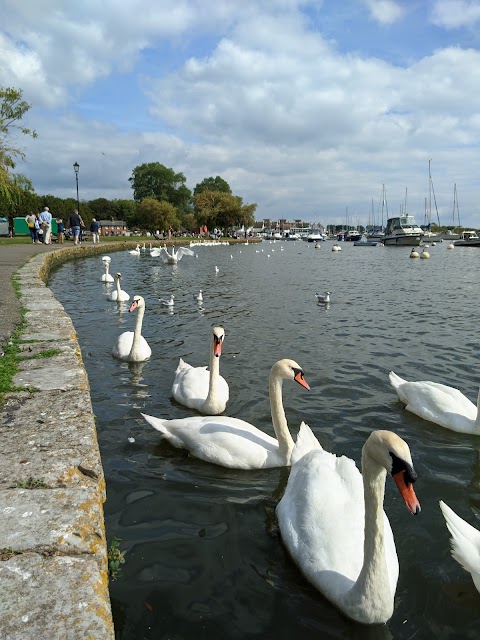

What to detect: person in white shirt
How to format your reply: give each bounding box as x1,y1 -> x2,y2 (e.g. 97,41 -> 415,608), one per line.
38,206 -> 53,244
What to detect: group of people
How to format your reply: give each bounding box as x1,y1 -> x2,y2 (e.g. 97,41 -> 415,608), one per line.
25,208 -> 101,245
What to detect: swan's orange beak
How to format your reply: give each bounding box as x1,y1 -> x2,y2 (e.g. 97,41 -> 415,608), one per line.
129,300 -> 139,313
393,471 -> 421,515
294,370 -> 310,390
213,335 -> 223,357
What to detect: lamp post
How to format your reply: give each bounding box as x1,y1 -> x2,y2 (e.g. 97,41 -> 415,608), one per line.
73,162 -> 80,213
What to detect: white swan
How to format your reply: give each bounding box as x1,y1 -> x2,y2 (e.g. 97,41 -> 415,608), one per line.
215,265 -> 219,273
101,261 -> 114,283
112,295 -> 151,362
172,326 -> 229,414
128,244 -> 141,255
439,500 -> 480,593
389,371 -> 480,434
150,247 -> 161,257
159,294 -> 175,307
158,246 -> 195,264
315,291 -> 330,304
193,290 -> 203,302
277,427 -> 421,625
109,273 -> 130,302
142,358 -> 310,469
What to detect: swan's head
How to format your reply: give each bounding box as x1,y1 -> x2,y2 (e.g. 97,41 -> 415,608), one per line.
212,326 -> 225,357
115,272 -> 122,280
129,295 -> 145,313
271,359 -> 310,390
364,430 -> 421,515
102,256 -> 111,263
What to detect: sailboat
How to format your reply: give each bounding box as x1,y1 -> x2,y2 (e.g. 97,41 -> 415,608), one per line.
422,160 -> 443,241
442,183 -> 461,240
367,187 -> 385,241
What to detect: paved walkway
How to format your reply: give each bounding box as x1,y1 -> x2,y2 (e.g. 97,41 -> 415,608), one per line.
0,243 -> 62,348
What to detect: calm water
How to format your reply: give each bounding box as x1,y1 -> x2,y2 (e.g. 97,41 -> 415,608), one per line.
49,240 -> 480,640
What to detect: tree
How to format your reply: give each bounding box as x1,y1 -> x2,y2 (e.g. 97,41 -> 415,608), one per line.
137,198 -> 179,233
0,86 -> 37,205
194,190 -> 256,234
194,176 -> 231,196
129,162 -> 192,211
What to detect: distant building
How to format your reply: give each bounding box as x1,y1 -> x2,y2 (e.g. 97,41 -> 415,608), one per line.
98,219 -> 127,237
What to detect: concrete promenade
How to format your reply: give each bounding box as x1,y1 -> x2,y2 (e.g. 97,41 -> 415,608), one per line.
0,243 -> 117,640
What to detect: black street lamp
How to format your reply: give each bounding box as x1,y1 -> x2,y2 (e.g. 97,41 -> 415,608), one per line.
73,162 -> 80,213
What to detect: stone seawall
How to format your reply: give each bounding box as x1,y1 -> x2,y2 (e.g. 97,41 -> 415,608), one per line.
0,249 -> 117,640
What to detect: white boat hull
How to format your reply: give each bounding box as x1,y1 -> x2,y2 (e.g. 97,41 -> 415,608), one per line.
383,234 -> 423,246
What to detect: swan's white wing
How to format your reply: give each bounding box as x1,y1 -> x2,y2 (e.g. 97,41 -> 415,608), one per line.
158,247 -> 171,263
176,247 -> 195,260
440,500 -> 480,592
172,363 -> 210,409
389,371 -> 477,432
142,413 -> 284,469
112,331 -> 134,359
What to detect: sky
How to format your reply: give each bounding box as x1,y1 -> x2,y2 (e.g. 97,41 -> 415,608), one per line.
2,0 -> 480,228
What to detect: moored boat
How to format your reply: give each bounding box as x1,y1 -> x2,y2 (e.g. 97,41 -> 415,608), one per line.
454,231 -> 480,246
383,214 -> 424,246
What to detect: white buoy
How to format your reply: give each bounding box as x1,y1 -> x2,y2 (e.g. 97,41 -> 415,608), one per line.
448,243 -> 455,250
420,250 -> 430,259
410,248 -> 419,258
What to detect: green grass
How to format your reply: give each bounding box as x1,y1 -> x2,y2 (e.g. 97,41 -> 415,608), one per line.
19,348 -> 61,360
0,313 -> 26,402
0,548 -> 22,560
12,477 -> 49,489
107,537 -> 126,581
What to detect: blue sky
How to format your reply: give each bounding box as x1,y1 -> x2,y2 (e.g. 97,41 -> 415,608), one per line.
2,0 -> 480,228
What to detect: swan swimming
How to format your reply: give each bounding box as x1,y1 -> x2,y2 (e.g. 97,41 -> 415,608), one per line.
172,326 -> 229,414
109,273 -> 130,302
277,427 -> 421,624
128,244 -> 141,255
142,358 -> 310,469
101,261 -> 114,283
389,371 -> 480,434
112,295 -> 152,362
193,290 -> 203,302
439,500 -> 480,593
158,246 -> 195,264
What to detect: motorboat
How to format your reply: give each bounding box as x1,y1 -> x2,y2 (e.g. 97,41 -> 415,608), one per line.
354,235 -> 382,246
383,214 -> 424,246
282,231 -> 300,240
454,231 -> 480,246
442,229 -> 461,240
344,229 -> 362,242
304,232 -> 326,242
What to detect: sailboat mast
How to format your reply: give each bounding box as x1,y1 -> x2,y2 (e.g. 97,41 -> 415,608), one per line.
428,159 -> 432,228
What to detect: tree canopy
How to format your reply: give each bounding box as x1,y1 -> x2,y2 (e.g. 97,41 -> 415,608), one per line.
137,198 -> 179,233
194,191 -> 256,233
129,162 -> 192,211
194,175 -> 231,196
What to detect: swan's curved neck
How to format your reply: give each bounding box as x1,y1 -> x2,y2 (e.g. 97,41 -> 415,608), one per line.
269,375 -> 295,464
129,306 -> 145,358
116,278 -> 121,295
343,451 -> 393,623
202,339 -> 221,412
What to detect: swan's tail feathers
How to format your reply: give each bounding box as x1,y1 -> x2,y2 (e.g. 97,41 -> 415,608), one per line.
389,371 -> 407,390
141,413 -> 184,448
291,421 -> 322,465
174,358 -> 191,375
439,500 -> 480,574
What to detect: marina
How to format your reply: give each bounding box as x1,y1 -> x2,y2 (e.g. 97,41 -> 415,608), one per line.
48,239 -> 480,640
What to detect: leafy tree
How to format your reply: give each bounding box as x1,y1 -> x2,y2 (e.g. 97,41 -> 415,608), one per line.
88,197 -> 119,220
194,190 -> 256,234
0,86 -> 37,206
194,176 -> 231,196
137,198 -> 179,233
129,162 -> 192,211
115,199 -> 137,227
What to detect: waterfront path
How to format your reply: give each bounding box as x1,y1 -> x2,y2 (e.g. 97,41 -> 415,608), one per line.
0,243 -> 115,640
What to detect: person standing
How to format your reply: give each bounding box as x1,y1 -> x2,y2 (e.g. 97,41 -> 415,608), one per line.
56,217 -> 65,244
68,209 -> 83,246
25,211 -> 39,243
90,218 -> 100,244
39,206 -> 53,244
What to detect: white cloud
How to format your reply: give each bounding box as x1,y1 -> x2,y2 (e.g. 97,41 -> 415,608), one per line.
363,0 -> 405,25
431,0 -> 480,28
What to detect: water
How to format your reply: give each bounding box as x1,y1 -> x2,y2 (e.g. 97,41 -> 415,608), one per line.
48,240 -> 480,639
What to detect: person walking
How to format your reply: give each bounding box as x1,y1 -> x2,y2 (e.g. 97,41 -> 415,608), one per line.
56,217 -> 65,244
68,209 -> 84,246
25,211 -> 39,243
90,218 -> 100,244
39,206 -> 53,244
35,213 -> 43,243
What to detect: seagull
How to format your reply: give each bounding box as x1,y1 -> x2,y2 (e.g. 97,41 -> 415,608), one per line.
194,290 -> 203,302
159,294 -> 175,307
215,266 -> 219,273
315,291 -> 331,304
